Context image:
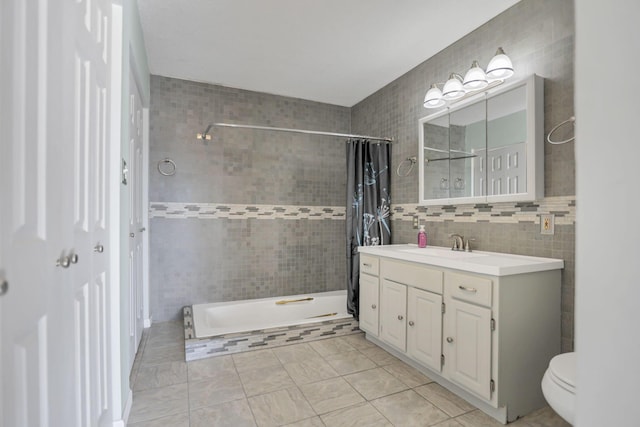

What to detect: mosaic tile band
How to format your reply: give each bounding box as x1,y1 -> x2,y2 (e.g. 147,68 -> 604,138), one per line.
393,196 -> 576,225
183,306 -> 360,361
150,196 -> 575,224
150,202 -> 346,220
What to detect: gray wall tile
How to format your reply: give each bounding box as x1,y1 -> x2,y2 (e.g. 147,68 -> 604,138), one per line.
149,0 -> 576,352
351,0 -> 575,351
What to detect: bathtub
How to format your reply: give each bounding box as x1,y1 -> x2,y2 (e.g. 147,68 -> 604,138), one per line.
192,289 -> 351,338
184,290 -> 360,361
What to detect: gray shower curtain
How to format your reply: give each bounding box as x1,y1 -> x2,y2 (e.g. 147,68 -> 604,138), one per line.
346,139 -> 391,319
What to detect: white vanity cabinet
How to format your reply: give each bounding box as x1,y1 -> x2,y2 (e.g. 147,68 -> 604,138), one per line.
407,286 -> 443,372
443,272 -> 493,400
358,244 -> 563,424
358,254 -> 380,336
379,258 -> 444,371
380,278 -> 407,351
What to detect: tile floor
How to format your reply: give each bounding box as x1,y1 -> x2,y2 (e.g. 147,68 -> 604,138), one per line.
128,321 -> 570,427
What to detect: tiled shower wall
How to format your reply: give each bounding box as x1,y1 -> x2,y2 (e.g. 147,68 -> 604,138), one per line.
351,0 -> 576,352
149,76 -> 350,321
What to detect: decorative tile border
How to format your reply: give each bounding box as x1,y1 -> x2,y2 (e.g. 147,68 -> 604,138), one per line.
150,202 -> 346,220
151,196 -> 575,225
391,196 -> 576,225
183,306 -> 360,362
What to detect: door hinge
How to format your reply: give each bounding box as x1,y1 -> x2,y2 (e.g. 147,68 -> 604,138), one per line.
490,318 -> 496,331
490,379 -> 495,393
441,302 -> 446,314
441,354 -> 445,366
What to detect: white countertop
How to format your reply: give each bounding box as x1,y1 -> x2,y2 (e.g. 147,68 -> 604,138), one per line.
358,244 -> 564,276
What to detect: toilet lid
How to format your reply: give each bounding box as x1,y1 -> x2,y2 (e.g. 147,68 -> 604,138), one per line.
549,352 -> 576,392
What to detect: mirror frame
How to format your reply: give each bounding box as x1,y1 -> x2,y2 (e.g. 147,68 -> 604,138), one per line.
419,74 -> 543,206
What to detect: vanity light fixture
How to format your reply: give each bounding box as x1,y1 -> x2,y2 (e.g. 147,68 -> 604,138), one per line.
486,47 -> 514,79
423,47 -> 514,109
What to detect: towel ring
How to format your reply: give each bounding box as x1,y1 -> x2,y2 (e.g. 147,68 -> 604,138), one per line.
157,158 -> 176,176
396,156 -> 416,177
547,116 -> 575,145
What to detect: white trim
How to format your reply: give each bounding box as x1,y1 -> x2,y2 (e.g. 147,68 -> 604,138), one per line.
115,388 -> 133,427
108,1 -> 125,422
142,107 -> 150,326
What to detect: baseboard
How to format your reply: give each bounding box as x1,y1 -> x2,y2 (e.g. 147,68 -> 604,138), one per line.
121,388 -> 133,426
110,387 -> 132,427
144,317 -> 152,328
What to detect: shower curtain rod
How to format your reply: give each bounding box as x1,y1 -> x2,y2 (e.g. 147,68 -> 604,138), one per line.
205,123 -> 393,143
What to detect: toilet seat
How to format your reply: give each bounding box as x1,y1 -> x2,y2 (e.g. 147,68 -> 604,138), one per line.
542,352 -> 576,425
548,352 -> 576,393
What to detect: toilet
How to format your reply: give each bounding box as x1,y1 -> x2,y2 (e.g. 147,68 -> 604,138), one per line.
542,352 -> 576,425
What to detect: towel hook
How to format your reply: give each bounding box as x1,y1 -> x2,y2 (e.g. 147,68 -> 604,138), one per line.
157,158 -> 176,176
547,116 -> 575,144
396,156 -> 416,177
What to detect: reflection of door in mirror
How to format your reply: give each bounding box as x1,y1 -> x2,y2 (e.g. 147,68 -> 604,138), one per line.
423,114 -> 450,201
485,85 -> 527,195
449,101 -> 486,199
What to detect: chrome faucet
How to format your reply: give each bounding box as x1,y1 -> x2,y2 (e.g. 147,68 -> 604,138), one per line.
449,234 -> 464,251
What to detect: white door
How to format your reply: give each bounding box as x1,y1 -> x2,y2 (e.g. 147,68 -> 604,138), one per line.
380,279 -> 407,352
1,0 -> 118,425
487,142 -> 526,195
444,299 -> 492,400
358,273 -> 379,336
68,0 -> 114,424
407,287 -> 442,372
128,70 -> 145,364
0,3 -> 69,425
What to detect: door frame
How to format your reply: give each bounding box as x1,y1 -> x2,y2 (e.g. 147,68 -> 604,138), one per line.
128,52 -> 150,329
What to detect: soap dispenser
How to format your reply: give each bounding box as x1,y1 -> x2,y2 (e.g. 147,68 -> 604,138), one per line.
418,225 -> 427,248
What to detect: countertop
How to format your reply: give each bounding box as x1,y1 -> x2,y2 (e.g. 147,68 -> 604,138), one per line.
358,244 -> 564,276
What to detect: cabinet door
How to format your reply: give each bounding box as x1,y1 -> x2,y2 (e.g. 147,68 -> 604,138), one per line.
359,273 -> 379,336
444,299 -> 492,400
407,288 -> 443,372
380,279 -> 407,351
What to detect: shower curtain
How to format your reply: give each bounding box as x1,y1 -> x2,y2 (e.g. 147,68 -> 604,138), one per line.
346,139 -> 391,319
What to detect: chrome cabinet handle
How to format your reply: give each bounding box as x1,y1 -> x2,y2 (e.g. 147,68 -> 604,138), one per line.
0,280 -> 8,296
94,244 -> 104,253
56,256 -> 71,268
458,285 -> 477,293
447,337 -> 454,343
371,304 -> 377,309
130,232 -> 135,238
363,263 -> 372,267
409,320 -> 415,326
70,253 -> 79,264
139,227 -> 146,232
397,315 -> 404,321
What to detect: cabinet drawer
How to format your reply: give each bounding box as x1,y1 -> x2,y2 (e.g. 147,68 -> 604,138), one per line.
446,272 -> 492,307
360,254 -> 379,276
381,259 -> 443,294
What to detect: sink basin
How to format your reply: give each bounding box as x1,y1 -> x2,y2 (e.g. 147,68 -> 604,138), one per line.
400,247 -> 488,259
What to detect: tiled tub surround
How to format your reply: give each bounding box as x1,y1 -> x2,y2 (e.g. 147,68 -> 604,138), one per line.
149,216 -> 346,322
351,0 -> 576,352
183,306 -> 360,362
149,75 -> 351,322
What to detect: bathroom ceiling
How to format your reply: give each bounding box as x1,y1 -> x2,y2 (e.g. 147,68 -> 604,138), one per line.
137,0 -> 521,107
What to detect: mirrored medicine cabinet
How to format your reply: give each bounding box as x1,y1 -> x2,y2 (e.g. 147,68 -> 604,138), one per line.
419,74 -> 543,205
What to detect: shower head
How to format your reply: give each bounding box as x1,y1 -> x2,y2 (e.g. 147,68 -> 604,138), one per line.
196,124 -> 213,141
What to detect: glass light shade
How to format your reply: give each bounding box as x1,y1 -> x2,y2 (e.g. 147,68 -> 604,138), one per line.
486,47 -> 514,79
442,74 -> 465,100
462,61 -> 488,90
424,84 -> 445,108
